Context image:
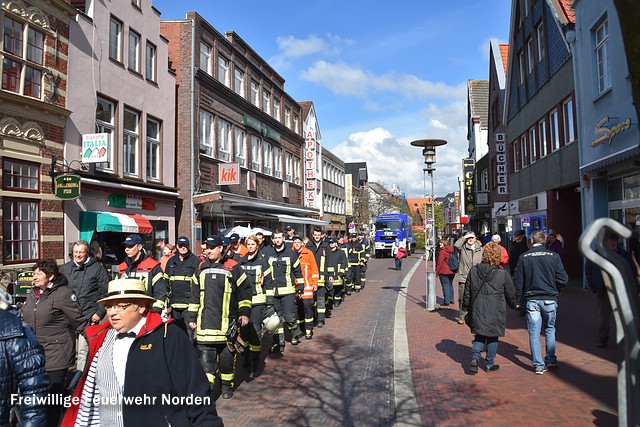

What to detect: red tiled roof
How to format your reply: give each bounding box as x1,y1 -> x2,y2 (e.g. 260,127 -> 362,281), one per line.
558,0 -> 575,24
499,44 -> 509,75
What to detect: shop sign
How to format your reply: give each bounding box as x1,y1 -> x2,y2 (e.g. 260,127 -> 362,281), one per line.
243,114 -> 281,142
462,158 -> 476,214
282,181 -> 289,198
477,192 -> 488,205
107,194 -> 156,210
304,136 -> 317,208
495,133 -> 508,195
493,202 -> 509,217
14,271 -> 34,296
518,196 -> 538,212
219,162 -> 240,185
247,171 -> 257,191
592,116 -> 632,148
54,174 -> 81,200
345,174 -> 353,215
82,133 -> 109,163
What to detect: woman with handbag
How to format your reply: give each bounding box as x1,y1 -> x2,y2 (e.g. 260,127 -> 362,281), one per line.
462,242 -> 517,373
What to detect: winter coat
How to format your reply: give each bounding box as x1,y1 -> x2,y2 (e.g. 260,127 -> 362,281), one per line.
20,275 -> 86,372
0,309 -> 48,427
436,244 -> 456,276
462,263 -> 517,337
305,239 -> 330,286
454,237 -> 483,283
508,239 -> 529,275
514,245 -> 568,303
60,256 -> 109,320
164,250 -> 201,309
61,313 -> 223,427
118,250 -> 169,312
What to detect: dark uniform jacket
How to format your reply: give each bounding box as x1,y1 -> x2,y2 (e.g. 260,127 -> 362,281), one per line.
462,263 -> 517,337
164,251 -> 201,309
345,242 -> 365,266
0,309 -> 48,426
118,250 -> 168,312
305,239 -> 330,287
188,257 -> 250,344
514,245 -> 569,303
263,245 -> 304,297
20,275 -> 86,372
60,256 -> 109,320
327,247 -> 348,286
239,251 -> 269,306
61,313 -> 223,427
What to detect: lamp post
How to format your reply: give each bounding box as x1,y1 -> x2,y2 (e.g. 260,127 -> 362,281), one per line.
410,139 -> 448,311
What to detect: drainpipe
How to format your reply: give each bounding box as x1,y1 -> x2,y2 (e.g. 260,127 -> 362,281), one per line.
190,18 -> 196,246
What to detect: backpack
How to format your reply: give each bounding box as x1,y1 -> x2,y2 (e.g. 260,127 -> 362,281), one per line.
448,249 -> 460,272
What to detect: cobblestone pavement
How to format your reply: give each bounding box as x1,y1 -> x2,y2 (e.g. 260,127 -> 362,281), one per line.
214,253 -> 618,426
405,253 -> 618,427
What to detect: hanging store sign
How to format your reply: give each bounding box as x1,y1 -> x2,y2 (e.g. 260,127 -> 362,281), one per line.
107,194 -> 156,210
54,174 -> 81,200
462,158 -> 476,214
345,174 -> 353,215
495,133 -> 508,195
82,133 -> 109,163
304,133 -> 318,209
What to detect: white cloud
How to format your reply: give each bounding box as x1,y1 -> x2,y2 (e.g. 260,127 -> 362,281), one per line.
269,34 -> 354,69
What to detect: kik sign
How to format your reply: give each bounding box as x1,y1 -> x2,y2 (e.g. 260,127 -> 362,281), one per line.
219,163 -> 240,185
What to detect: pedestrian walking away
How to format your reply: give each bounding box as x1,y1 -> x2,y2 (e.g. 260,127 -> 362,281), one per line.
462,242 -> 517,373
514,230 -> 568,374
436,237 -> 456,305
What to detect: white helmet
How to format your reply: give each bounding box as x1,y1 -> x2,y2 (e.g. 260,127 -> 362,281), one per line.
261,306 -> 280,334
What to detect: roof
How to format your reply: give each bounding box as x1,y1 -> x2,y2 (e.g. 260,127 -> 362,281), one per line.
299,101 -> 312,120
499,44 -> 509,75
468,80 -> 489,128
344,162 -> 368,186
547,0 -> 575,25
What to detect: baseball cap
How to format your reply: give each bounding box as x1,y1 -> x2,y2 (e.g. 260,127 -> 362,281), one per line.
285,225 -> 294,231
177,236 -> 190,246
349,232 -> 357,237
229,233 -> 240,243
221,237 -> 230,247
328,238 -> 336,244
514,230 -> 525,237
205,235 -> 222,247
463,231 -> 476,239
291,235 -> 302,241
123,234 -> 143,245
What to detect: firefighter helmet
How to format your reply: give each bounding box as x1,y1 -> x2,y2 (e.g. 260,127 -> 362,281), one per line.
262,306 -> 280,333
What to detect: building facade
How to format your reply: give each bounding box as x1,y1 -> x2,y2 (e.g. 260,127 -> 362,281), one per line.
467,79 -> 490,233
1,0 -> 77,276
64,0 -> 178,272
161,13 -> 324,243
321,147 -> 346,236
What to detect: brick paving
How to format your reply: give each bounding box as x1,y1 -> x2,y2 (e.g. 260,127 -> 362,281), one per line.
405,253 -> 618,427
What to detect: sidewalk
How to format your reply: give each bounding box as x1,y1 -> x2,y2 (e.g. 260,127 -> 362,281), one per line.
404,255 -> 618,426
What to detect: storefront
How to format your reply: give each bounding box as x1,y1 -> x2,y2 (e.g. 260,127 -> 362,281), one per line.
507,193 -> 548,235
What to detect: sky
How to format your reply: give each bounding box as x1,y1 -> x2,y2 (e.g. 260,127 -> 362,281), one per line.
152,0 -> 512,198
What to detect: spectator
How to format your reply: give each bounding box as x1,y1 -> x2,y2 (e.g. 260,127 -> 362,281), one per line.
462,242 -> 517,373
21,259 -> 86,426
508,230 -> 528,276
490,234 -> 509,269
454,231 -> 483,324
229,233 -> 248,258
436,237 -> 456,305
0,289 -> 48,427
546,232 -> 564,259
481,232 -> 492,246
159,243 -> 175,272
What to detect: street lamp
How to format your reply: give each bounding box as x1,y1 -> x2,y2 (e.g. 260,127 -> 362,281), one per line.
410,138 -> 448,311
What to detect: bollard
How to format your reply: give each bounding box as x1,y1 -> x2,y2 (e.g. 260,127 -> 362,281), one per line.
426,271 -> 437,311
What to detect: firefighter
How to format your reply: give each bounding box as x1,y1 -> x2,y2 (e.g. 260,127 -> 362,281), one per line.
357,231 -> 371,291
293,235 -> 319,339
117,234 -> 168,313
187,235 -> 251,400
229,233 -> 249,258
326,237 -> 347,308
344,232 -> 365,295
164,235 -> 201,339
262,229 -> 305,353
305,226 -> 330,327
238,235 -> 269,376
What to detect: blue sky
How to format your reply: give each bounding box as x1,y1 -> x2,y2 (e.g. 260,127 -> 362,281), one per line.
152,0 -> 512,198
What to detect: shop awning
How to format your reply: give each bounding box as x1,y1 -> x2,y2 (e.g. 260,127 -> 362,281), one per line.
80,211 -> 153,243
276,213 -> 329,226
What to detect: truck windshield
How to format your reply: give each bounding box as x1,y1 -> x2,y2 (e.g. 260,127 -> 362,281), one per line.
375,220 -> 401,231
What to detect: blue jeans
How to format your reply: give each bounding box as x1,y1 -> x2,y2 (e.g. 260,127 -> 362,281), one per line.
395,257 -> 402,270
526,300 -> 558,369
471,335 -> 499,368
439,274 -> 455,303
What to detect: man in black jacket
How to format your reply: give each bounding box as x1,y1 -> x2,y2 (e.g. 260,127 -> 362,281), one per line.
508,230 -> 529,276
165,236 -> 201,339
60,240 -> 110,325
514,231 -> 568,375
305,226 -> 330,326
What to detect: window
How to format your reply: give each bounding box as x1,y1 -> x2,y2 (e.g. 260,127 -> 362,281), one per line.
146,118 -> 160,180
2,159 -> 39,192
234,129 -> 246,166
536,24 -> 545,61
512,141 -> 520,172
526,38 -> 534,74
563,98 -> 575,144
234,69 -> 244,96
595,19 -> 611,94
199,110 -> 214,156
3,198 -> 39,263
109,16 -> 123,62
263,142 -> 272,175
250,80 -> 259,107
293,114 -> 299,133
529,127 -> 537,162
131,0 -> 140,7
518,51 -> 525,84
550,109 -> 559,151
251,136 -> 261,172
2,16 -> 45,98
145,42 -> 156,81
274,146 -> 282,178
96,98 -> 115,171
520,135 -> 528,167
128,29 -> 140,72
538,119 -> 548,158
273,98 -> 280,120
199,42 -> 211,74
293,156 -> 300,183
217,119 -> 231,161
262,90 -> 270,113
285,107 -> 291,128
123,109 -> 139,176
217,56 -> 229,87
285,152 -> 293,181
479,169 -> 488,192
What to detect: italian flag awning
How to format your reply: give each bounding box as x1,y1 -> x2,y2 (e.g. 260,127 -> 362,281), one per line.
80,211 -> 153,243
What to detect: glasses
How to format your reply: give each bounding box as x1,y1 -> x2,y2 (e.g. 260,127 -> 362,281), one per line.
177,244 -> 188,248
105,303 -> 135,312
